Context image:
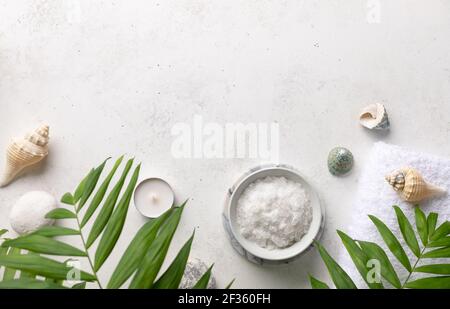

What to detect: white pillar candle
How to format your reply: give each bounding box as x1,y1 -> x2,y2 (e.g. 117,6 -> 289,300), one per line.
134,178 -> 174,218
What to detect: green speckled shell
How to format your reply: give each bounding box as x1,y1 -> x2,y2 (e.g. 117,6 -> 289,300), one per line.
327,147 -> 354,176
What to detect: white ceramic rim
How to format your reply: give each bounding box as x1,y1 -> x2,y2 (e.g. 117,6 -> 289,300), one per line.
227,165 -> 324,261
133,177 -> 175,218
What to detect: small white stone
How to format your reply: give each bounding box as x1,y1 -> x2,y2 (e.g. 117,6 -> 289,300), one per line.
179,258 -> 216,289
10,191 -> 57,235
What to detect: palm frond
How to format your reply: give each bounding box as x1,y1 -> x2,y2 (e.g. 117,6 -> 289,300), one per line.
312,206 -> 450,289
0,157 -> 217,289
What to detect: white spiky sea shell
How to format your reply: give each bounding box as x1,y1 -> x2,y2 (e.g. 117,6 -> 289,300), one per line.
0,125 -> 50,187
385,167 -> 446,203
359,103 -> 390,130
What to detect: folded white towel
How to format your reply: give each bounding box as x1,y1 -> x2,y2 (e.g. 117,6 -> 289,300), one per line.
337,142 -> 449,288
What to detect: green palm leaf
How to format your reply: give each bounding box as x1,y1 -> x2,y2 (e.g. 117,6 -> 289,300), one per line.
78,159 -> 109,211
337,230 -> 383,289
45,208 -> 77,219
428,236 -> 450,248
0,247 -> 7,254
315,242 -> 357,289
19,252 -> 37,279
309,276 -> 330,289
404,276 -> 450,289
192,264 -> 213,289
20,272 -> 35,279
72,282 -> 86,289
415,264 -> 450,275
61,193 -> 75,205
422,247 -> 450,258
94,164 -> 141,271
414,207 -> 428,246
358,241 -> 401,288
129,206 -> 185,289
427,212 -> 438,239
368,215 -> 411,272
2,248 -> 20,281
430,221 -> 450,242
393,206 -> 421,257
31,226 -> 79,237
45,277 -> 63,285
81,156 -> 124,227
312,206 -> 449,289
0,278 -> 66,289
107,208 -> 174,289
2,235 -> 86,257
73,170 -> 91,203
153,230 -> 195,289
225,279 -> 235,289
0,156 -> 224,290
0,254 -> 95,281
86,158 -> 134,248
0,246 -> 7,276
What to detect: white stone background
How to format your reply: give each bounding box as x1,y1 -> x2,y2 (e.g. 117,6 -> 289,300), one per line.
0,0 -> 449,288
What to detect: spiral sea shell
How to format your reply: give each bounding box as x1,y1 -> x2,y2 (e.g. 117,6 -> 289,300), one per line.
385,167 -> 446,203
359,103 -> 390,130
0,125 -> 50,187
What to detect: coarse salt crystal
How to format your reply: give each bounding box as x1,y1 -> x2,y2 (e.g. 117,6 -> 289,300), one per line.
236,176 -> 312,249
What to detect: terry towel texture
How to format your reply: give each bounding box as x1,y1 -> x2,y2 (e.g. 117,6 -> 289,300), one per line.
337,142 -> 449,288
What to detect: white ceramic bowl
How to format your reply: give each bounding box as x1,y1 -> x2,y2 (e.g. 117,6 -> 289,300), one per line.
226,165 -> 324,262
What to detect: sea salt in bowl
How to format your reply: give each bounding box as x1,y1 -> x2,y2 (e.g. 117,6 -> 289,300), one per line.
224,165 -> 324,264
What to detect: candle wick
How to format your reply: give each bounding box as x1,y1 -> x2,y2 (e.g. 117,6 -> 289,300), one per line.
150,193 -> 159,203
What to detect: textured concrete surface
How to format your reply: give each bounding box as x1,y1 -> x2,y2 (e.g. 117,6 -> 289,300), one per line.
0,0 -> 449,288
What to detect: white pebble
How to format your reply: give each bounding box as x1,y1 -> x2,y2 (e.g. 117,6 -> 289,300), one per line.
10,191 -> 57,235
179,258 -> 216,289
